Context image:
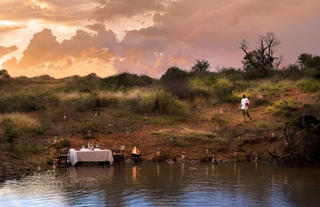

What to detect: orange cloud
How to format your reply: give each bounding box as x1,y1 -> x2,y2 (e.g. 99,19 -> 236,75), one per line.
0,45 -> 18,58
3,55 -> 116,78
93,0 -> 166,21
1,0 -> 320,78
3,28 -> 117,78
0,26 -> 24,34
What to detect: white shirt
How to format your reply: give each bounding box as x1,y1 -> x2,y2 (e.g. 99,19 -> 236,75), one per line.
240,98 -> 250,110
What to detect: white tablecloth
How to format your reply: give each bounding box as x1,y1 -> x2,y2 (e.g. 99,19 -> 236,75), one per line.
69,149 -> 113,166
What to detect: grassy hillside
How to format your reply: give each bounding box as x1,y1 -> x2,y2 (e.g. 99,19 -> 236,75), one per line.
0,69 -> 320,181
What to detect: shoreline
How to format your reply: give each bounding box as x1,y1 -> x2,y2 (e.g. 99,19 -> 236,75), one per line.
0,149 -> 306,183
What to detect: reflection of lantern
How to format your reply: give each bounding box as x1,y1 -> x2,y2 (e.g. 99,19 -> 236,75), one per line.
181,151 -> 186,160
63,113 -> 67,120
132,166 -> 137,182
94,111 -> 98,117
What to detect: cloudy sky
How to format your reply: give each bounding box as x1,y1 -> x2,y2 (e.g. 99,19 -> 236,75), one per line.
0,0 -> 319,78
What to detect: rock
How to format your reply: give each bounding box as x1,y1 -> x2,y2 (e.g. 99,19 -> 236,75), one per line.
125,159 -> 134,164
167,159 -> 175,165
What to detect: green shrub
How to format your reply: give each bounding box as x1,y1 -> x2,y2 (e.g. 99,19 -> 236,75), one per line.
297,79 -> 320,92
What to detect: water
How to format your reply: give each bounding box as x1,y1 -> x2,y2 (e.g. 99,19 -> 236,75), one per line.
1,162 -> 320,207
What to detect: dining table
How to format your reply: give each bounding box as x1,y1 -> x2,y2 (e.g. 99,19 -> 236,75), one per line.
69,148 -> 113,166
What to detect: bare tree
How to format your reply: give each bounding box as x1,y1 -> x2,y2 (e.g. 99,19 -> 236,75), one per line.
240,32 -> 281,78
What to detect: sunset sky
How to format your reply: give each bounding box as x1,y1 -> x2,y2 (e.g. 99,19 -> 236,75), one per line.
0,0 -> 319,78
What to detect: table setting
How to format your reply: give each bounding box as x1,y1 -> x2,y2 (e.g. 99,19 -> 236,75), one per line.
69,142 -> 113,166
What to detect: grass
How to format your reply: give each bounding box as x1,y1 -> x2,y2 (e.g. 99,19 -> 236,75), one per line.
0,113 -> 41,142
0,113 -> 39,132
129,88 -> 189,116
0,91 -> 59,112
211,115 -> 228,126
273,99 -> 299,116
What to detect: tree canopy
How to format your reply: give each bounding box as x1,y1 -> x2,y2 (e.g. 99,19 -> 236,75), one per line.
191,60 -> 211,73
240,32 -> 281,79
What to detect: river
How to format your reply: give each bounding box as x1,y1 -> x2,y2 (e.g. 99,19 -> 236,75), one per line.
0,162 -> 320,207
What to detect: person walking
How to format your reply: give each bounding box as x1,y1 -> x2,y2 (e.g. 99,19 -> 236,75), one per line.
240,94 -> 252,121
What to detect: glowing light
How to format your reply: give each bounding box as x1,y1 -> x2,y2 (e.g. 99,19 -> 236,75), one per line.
132,146 -> 140,155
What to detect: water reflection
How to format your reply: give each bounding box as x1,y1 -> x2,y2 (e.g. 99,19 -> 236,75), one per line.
132,166 -> 137,183
0,163 -> 320,207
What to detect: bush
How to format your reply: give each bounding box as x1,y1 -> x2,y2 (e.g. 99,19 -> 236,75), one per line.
160,67 -> 189,82
163,81 -> 193,100
102,73 -> 154,91
80,121 -> 99,139
224,93 -> 241,104
189,74 -> 217,88
297,79 -> 320,92
161,67 -> 192,100
62,73 -> 102,93
273,99 -> 298,116
216,68 -> 244,81
1,119 -> 19,142
59,139 -> 71,147
190,88 -> 212,100
74,96 -> 96,112
130,89 -> 188,115
275,64 -> 303,80
0,113 -> 40,142
282,115 -> 320,163
212,78 -> 233,102
0,92 -> 59,113
94,96 -> 119,108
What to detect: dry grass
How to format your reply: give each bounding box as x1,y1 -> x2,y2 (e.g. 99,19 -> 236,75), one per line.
0,113 -> 40,131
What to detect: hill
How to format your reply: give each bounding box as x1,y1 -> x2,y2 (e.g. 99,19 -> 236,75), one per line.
0,69 -> 320,181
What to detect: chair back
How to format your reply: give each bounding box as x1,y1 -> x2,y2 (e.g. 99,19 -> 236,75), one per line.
120,145 -> 125,151
112,148 -> 120,153
58,149 -> 69,156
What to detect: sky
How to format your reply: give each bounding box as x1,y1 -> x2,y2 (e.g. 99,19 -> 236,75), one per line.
0,0 -> 319,78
